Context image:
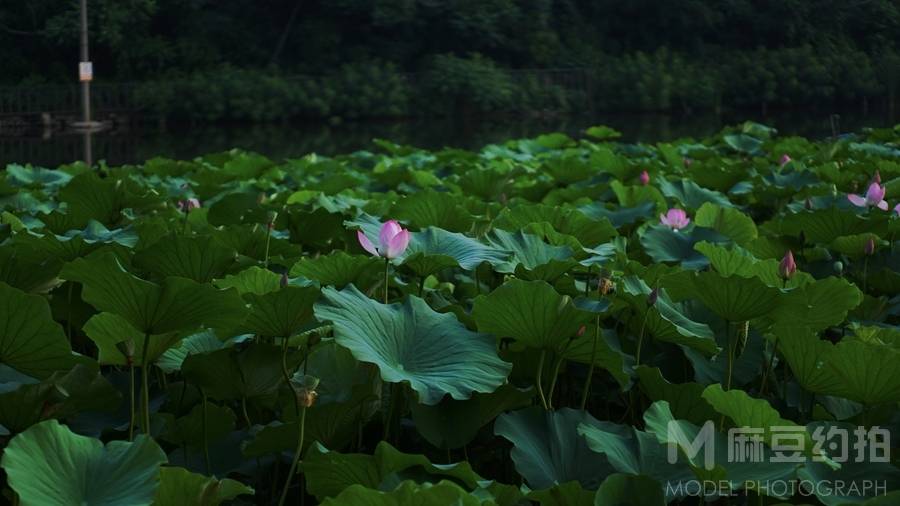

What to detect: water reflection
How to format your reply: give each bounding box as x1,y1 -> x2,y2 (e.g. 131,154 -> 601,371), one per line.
1,109 -> 895,167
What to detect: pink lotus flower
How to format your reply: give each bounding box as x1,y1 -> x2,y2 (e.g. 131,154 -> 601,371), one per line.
894,203 -> 900,216
847,182 -> 888,210
778,250 -> 796,280
177,198 -> 201,212
659,208 -> 690,231
779,154 -> 792,166
357,220 -> 410,259
639,170 -> 650,185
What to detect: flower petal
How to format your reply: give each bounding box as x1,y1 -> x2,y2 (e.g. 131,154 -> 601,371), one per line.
876,200 -> 889,211
659,213 -> 671,227
384,229 -> 410,259
847,194 -> 868,207
865,183 -> 885,204
380,220 -> 403,246
357,230 -> 379,257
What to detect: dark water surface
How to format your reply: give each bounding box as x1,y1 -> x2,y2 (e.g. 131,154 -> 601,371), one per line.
1,108 -> 896,167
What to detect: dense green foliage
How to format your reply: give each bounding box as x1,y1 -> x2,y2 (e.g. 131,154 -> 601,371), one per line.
1,122 -> 899,504
3,1 -> 900,118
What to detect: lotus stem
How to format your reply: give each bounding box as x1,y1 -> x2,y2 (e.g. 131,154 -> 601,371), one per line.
140,332 -> 152,435
202,391 -> 211,475
66,282 -> 74,344
546,354 -> 564,409
128,362 -> 135,441
724,322 -> 735,391
536,349 -> 549,410
579,314 -> 601,411
634,309 -> 650,367
282,337 -> 300,418
263,223 -> 272,269
278,406 -> 306,506
241,397 -> 252,428
760,336 -> 778,396
383,258 -> 390,304
862,257 -> 868,294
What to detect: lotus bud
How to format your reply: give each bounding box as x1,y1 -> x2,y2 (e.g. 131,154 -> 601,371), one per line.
557,295 -> 572,315
894,203 -> 900,217
864,237 -> 876,256
804,197 -> 812,210
576,325 -> 586,337
873,170 -> 881,184
779,250 -> 797,280
639,170 -> 650,186
280,272 -> 289,288
357,220 -> 411,259
833,261 -> 844,275
779,154 -> 792,166
647,288 -> 659,307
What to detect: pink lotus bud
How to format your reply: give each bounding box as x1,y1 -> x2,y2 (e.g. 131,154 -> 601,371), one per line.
779,154 -> 792,166
864,237 -> 876,256
779,250 -> 797,280
639,170 -> 650,186
894,203 -> 900,217
659,208 -> 691,231
576,325 -> 586,337
357,220 -> 411,259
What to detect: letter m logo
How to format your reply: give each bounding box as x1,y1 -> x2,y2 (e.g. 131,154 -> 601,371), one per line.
666,421 -> 716,470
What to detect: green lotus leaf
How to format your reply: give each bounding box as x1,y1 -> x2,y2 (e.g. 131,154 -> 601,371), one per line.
319,480 -> 483,506
0,243 -> 62,293
771,326 -> 842,395
694,241 -> 814,288
314,285 -> 511,405
593,474 -> 665,506
83,312 -> 184,367
495,407 -> 613,490
153,466 -> 254,506
663,270 -> 779,322
472,279 -> 593,351
160,401 -> 235,448
0,378 -> 53,433
493,204 -> 617,249
694,202 -> 757,245
134,234 -> 236,283
658,179 -> 733,209
768,277 -> 862,331
402,226 -> 510,277
0,282 -> 77,378
585,125 -> 622,140
636,366 -> 718,426
762,208 -> 886,244
391,190 -> 474,232
62,252 -> 248,335
618,276 -> 718,355
723,133 -> 763,155
486,229 -> 575,279
214,266 -> 281,295
825,340 -> 900,405
240,285 -> 320,338
576,416 -> 695,499
1,420 -> 167,506
640,225 -> 728,269
701,384 -> 817,455
561,327 -> 633,389
303,340 -> 369,405
526,481 -> 594,506
182,343 -> 301,404
303,441 -> 486,502
6,164 -> 73,189
290,251 -> 382,289
579,201 -> 656,228
410,384 -> 533,449
49,363 -> 122,417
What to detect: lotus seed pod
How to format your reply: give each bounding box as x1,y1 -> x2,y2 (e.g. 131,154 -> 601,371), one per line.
647,288 -> 659,306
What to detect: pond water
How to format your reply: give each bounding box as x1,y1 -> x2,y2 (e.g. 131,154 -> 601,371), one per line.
1,108 -> 896,168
